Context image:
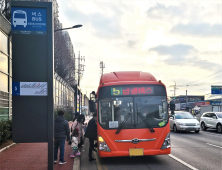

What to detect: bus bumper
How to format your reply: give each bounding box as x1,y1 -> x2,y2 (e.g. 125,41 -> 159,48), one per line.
98,148 -> 171,157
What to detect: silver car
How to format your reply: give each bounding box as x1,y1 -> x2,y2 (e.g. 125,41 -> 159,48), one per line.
170,111 -> 200,133
200,112 -> 222,133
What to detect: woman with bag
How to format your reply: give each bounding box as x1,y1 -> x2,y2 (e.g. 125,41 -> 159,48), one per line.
71,114 -> 85,153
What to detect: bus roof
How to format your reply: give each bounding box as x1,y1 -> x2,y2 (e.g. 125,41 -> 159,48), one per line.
99,71 -> 157,85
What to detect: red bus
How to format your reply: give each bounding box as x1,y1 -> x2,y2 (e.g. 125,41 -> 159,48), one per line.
90,71 -> 170,157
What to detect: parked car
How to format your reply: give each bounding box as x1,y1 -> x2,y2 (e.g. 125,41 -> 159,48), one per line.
170,111 -> 200,133
200,112 -> 222,133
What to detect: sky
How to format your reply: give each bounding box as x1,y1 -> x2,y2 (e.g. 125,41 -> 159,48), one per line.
57,0 -> 222,100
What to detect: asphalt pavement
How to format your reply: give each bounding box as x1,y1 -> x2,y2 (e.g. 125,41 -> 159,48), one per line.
1,116 -> 221,170
171,130 -> 222,170
86,130 -> 222,170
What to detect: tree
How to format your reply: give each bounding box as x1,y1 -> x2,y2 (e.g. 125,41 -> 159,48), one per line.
54,19 -> 76,86
0,0 -> 11,21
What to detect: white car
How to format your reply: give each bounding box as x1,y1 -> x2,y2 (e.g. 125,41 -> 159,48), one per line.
200,112 -> 222,133
170,111 -> 200,133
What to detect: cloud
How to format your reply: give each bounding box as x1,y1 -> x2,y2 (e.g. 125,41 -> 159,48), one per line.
170,23 -> 222,37
150,43 -> 221,72
127,40 -> 137,48
190,61 -> 221,72
146,3 -> 186,20
149,44 -> 196,64
90,13 -> 121,39
60,3 -> 122,39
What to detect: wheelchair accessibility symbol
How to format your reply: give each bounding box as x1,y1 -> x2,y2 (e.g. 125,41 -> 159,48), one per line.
13,10 -> 27,28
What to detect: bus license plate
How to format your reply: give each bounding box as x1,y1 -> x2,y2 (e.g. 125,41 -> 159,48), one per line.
129,148 -> 144,157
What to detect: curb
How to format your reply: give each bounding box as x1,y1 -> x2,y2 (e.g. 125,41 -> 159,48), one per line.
72,146 -> 81,170
73,155 -> 80,170
0,143 -> 16,153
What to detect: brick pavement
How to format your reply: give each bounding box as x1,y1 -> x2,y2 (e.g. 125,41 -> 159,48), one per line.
0,117 -> 92,170
0,122 -> 75,170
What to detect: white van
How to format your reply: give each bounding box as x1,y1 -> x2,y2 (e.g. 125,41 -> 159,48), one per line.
13,10 -> 27,28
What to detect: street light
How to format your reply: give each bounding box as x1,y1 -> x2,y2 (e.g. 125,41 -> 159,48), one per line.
54,24 -> 83,32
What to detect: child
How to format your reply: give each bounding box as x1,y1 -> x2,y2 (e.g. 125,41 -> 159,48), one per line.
70,127 -> 80,157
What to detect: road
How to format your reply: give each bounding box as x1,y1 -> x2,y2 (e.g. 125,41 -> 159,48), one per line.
94,129 -> 222,170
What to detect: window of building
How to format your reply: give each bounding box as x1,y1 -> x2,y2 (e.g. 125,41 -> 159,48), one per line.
0,31 -> 8,54
0,53 -> 8,73
0,73 -> 8,92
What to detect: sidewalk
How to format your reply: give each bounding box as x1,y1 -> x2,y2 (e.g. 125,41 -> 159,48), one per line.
0,122 -> 75,170
0,116 -> 93,170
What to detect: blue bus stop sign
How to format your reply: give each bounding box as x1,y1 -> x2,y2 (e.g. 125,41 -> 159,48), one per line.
11,7 -> 47,35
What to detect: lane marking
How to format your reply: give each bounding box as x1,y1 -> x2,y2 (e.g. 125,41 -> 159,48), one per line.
206,143 -> 222,149
169,154 -> 199,170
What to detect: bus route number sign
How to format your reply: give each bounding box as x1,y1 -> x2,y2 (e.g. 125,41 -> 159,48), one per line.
111,87 -> 154,96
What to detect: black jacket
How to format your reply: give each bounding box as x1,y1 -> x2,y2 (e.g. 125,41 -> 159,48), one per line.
54,115 -> 70,141
84,118 -> 97,140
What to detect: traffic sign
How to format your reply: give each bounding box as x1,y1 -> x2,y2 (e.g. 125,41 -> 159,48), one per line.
11,7 -> 47,35
211,86 -> 222,94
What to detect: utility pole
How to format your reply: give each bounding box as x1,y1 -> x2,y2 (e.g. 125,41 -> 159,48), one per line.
77,51 -> 85,85
100,61 -> 105,76
74,51 -> 85,114
174,81 -> 176,101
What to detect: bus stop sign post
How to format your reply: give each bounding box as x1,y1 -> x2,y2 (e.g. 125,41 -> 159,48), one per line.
11,1 -> 54,170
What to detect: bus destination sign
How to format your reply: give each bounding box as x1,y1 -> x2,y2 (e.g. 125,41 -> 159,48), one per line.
111,87 -> 154,96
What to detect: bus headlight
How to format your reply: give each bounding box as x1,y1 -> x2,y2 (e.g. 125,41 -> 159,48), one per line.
161,133 -> 170,150
98,136 -> 111,152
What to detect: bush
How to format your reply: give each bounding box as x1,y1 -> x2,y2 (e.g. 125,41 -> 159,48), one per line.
0,120 -> 12,145
54,108 -> 73,121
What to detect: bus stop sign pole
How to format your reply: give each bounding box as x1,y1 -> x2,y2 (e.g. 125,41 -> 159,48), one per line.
11,1 -> 54,170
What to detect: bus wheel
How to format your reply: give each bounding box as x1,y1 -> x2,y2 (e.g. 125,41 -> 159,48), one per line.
173,124 -> 177,133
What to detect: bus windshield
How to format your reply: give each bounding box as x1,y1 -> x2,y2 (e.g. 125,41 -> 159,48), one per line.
98,96 -> 168,129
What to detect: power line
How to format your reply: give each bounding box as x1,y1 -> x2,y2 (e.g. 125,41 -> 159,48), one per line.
181,69 -> 222,86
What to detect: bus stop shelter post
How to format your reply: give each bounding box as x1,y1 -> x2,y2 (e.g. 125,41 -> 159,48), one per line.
47,2 -> 54,170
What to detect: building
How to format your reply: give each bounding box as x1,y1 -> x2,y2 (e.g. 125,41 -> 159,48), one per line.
170,95 -> 205,110
0,13 -> 12,121
54,72 -> 75,113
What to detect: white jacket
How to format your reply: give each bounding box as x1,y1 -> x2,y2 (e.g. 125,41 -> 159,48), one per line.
71,136 -> 78,148
71,120 -> 85,144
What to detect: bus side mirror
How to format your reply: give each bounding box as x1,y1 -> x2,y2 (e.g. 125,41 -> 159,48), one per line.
89,100 -> 96,112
